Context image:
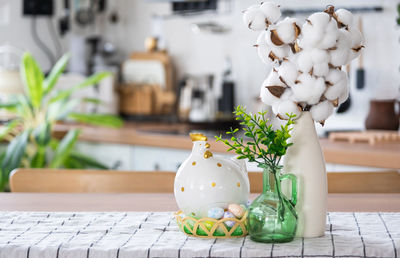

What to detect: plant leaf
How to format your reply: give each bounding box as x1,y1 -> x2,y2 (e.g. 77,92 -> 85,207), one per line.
49,129 -> 80,168
68,113 -> 123,128
21,52 -> 44,108
30,146 -> 46,168
68,151 -> 109,169
49,72 -> 111,103
0,120 -> 20,141
43,53 -> 70,96
1,130 -> 30,178
82,97 -> 103,105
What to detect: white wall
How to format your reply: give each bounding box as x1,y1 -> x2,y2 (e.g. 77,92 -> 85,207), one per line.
1,0 -> 399,131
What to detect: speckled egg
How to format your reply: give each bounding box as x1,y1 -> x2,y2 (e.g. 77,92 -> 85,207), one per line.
228,204 -> 246,218
223,211 -> 236,227
208,207 -> 225,220
174,134 -> 250,218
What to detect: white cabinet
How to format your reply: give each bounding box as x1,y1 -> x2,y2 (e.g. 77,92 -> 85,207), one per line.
75,142 -> 132,170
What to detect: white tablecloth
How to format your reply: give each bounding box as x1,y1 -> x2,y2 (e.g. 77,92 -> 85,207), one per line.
0,212 -> 398,258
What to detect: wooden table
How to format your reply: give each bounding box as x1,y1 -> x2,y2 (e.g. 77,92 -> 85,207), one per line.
1,193 -> 399,212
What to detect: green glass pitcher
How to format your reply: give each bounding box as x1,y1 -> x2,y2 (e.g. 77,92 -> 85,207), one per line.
248,166 -> 298,243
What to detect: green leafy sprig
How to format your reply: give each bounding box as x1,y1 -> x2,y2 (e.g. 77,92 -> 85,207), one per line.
215,105 -> 295,172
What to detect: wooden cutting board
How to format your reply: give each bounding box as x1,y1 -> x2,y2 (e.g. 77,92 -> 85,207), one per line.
329,130 -> 400,145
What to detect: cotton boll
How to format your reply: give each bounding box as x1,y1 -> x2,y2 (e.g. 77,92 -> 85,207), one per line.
324,79 -> 347,101
316,19 -> 339,49
260,71 -> 286,105
311,49 -> 329,64
278,60 -> 298,86
310,100 -> 334,123
329,29 -> 351,67
308,12 -> 331,29
312,63 -> 329,77
243,8 -> 268,31
256,31 -> 271,64
307,77 -> 326,105
260,2 -> 281,25
276,100 -> 301,120
325,69 -> 347,85
291,73 -> 315,102
346,27 -> 364,62
260,84 -> 281,105
335,9 -> 354,28
292,74 -> 326,105
269,45 -> 291,61
265,69 -> 285,86
295,50 -> 313,73
298,22 -> 324,49
273,18 -> 301,44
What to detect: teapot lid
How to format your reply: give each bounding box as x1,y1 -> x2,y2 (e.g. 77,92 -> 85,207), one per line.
190,133 -> 207,142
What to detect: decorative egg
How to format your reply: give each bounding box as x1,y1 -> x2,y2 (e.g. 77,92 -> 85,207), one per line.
174,133 -> 250,218
223,211 -> 236,227
208,207 -> 225,220
204,221 -> 215,230
228,204 -> 246,218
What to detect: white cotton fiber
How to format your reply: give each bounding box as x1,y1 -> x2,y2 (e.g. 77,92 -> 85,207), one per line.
335,9 -> 354,27
298,22 -> 323,49
308,12 -> 330,29
295,50 -> 313,73
292,74 -> 326,105
325,79 -> 347,101
260,85 -> 280,105
312,62 -> 329,77
325,69 -> 346,84
346,27 -> 364,62
260,2 -> 281,25
269,45 -> 291,61
278,60 -> 298,86
329,29 -> 351,67
266,69 -> 286,86
310,100 -> 334,122
277,100 -> 301,119
274,17 -> 301,44
311,49 -> 329,63
256,31 -> 271,64
260,70 -> 286,105
316,19 -> 339,49
243,5 -> 268,31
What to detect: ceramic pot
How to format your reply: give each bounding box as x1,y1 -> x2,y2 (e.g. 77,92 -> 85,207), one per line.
283,112 -> 327,237
365,100 -> 399,130
174,133 -> 250,218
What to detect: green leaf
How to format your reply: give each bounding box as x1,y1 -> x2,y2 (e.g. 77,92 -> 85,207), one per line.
0,120 -> 20,141
30,146 -> 46,168
68,151 -> 108,169
0,101 -> 18,110
82,97 -> 103,105
68,113 -> 123,128
21,52 -> 44,108
50,72 -> 111,103
1,130 -> 30,178
49,129 -> 80,168
43,53 -> 70,96
33,122 -> 51,146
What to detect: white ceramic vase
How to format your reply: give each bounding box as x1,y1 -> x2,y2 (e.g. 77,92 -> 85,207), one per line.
283,112 -> 327,237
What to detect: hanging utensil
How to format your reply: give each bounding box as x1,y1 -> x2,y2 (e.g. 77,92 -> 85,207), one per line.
356,17 -> 365,90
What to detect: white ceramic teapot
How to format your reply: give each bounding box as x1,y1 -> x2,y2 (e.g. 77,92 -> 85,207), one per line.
174,133 -> 250,218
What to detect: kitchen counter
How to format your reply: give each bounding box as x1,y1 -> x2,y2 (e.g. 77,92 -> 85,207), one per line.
53,122 -> 400,170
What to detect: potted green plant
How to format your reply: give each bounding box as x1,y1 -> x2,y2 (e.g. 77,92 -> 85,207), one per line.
0,52 -> 123,191
216,106 -> 297,243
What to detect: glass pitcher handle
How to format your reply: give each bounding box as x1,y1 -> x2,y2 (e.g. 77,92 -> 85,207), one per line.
280,174 -> 297,207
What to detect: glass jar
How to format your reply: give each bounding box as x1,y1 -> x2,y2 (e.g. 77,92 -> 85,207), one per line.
248,166 -> 298,243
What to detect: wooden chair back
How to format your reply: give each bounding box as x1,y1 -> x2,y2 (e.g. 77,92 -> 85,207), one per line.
10,169 -> 400,193
10,169 -> 175,193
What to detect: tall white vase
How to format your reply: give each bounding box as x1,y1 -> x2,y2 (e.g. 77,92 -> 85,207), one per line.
283,111 -> 327,238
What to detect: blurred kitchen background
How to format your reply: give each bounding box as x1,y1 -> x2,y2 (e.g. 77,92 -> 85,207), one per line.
0,0 -> 399,172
